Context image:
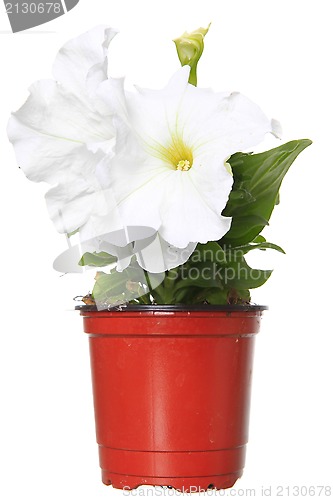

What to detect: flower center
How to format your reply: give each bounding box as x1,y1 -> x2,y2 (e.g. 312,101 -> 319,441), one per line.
176,159 -> 191,171
148,134 -> 193,171
166,135 -> 193,171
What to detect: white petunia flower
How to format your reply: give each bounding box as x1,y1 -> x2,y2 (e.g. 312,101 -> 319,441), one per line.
96,66 -> 278,269
7,26 -> 119,235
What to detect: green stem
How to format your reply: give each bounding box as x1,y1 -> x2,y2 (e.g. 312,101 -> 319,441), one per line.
152,271 -> 177,304
153,284 -> 172,304
189,64 -> 198,87
142,271 -> 164,304
143,270 -> 154,298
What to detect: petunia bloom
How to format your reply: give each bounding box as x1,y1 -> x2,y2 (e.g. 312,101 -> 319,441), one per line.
7,25 -> 119,235
95,66 -> 279,270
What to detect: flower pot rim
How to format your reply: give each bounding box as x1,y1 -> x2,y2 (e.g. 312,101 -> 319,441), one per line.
75,303 -> 268,313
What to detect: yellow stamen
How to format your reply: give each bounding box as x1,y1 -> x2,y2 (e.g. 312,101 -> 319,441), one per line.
176,159 -> 191,171
146,133 -> 193,171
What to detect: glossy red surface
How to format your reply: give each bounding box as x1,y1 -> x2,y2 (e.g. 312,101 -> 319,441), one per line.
81,308 -> 263,491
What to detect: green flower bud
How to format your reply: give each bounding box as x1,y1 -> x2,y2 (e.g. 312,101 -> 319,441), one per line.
173,24 -> 211,86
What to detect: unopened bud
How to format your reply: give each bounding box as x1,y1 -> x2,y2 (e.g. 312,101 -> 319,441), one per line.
173,24 -> 211,86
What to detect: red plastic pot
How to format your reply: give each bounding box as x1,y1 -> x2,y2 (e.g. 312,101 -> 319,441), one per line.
80,305 -> 266,492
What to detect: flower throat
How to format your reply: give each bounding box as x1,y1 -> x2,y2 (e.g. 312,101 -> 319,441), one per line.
153,134 -> 193,171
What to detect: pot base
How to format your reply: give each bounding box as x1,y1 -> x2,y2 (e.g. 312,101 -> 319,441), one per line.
99,445 -> 245,492
101,470 -> 241,492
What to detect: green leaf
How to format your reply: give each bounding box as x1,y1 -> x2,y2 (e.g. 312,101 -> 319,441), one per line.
171,243 -> 226,294
189,242 -> 226,263
253,235 -> 266,243
92,264 -> 149,307
92,270 -> 129,300
78,252 -> 117,267
232,241 -> 286,254
173,261 -> 224,292
173,24 -> 210,86
221,139 -> 312,246
222,214 -> 269,246
173,286 -> 201,304
221,250 -> 272,290
200,288 -> 228,305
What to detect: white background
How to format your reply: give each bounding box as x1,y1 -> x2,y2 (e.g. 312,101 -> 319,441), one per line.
0,0 -> 332,498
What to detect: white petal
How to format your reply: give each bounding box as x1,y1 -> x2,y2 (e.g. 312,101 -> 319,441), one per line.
135,233 -> 197,273
7,80 -> 114,184
271,118 -> 282,138
77,188 -> 126,245
190,155 -> 234,214
97,77 -> 129,122
174,87 -> 274,160
53,25 -> 117,95
124,67 -> 191,146
45,165 -> 102,234
108,155 -> 170,231
158,167 -> 232,248
214,91 -> 275,154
